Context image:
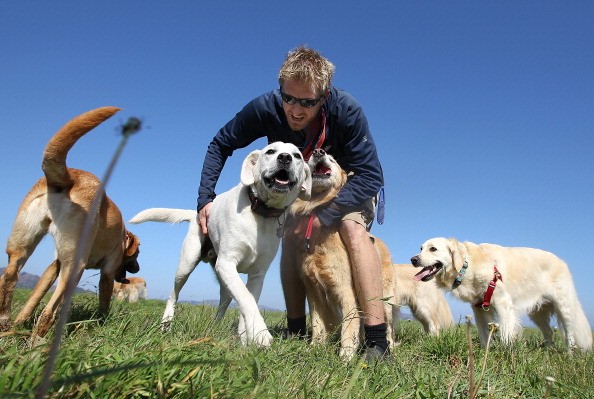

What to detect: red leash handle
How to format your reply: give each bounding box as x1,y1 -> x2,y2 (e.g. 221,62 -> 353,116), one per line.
304,213 -> 316,253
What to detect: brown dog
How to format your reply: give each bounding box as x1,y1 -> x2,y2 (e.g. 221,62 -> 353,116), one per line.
0,107 -> 140,338
113,277 -> 147,303
286,149 -> 395,360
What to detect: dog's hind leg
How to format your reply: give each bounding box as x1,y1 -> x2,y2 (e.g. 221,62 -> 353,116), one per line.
161,226 -> 203,329
34,257 -> 86,338
528,302 -> 554,347
14,260 -> 61,326
215,285 -> 233,320
552,284 -> 592,351
0,209 -> 50,331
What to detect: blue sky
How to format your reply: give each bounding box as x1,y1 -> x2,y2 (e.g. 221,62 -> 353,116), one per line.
1,2 -> 593,326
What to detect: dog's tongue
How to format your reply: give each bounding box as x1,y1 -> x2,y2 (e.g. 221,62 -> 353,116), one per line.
414,267 -> 433,282
275,177 -> 289,186
315,163 -> 331,175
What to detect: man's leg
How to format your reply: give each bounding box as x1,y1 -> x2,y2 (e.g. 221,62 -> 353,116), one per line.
280,236 -> 307,337
339,220 -> 389,358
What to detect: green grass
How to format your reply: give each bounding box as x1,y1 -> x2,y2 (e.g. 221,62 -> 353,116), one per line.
1,289 -> 592,398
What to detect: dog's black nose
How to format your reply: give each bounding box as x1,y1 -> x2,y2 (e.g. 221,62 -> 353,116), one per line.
411,256 -> 419,266
277,152 -> 292,164
312,149 -> 326,157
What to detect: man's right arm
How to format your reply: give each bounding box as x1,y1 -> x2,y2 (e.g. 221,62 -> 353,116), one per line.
196,94 -> 275,212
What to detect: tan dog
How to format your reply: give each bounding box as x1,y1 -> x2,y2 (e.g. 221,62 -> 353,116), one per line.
0,107 -> 141,338
411,237 -> 592,351
287,149 -> 395,360
393,263 -> 455,335
113,277 -> 147,303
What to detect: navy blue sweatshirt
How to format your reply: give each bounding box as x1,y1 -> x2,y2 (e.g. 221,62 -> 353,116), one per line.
197,87 -> 384,227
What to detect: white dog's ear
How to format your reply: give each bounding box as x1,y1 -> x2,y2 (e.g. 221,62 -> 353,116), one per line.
240,150 -> 260,186
298,164 -> 312,200
448,238 -> 464,271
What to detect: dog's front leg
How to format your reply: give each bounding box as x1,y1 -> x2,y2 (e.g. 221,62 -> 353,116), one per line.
216,262 -> 272,346
472,307 -> 492,347
492,294 -> 521,346
338,301 -> 361,361
98,270 -> 115,316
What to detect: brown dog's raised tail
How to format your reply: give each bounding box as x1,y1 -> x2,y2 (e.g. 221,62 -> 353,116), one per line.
41,106 -> 121,188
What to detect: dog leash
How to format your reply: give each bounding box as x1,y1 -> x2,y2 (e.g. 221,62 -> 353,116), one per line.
474,263 -> 502,311
304,212 -> 316,253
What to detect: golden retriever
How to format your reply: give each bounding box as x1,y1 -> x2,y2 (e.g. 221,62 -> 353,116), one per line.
286,149 -> 396,360
113,277 -> 147,303
411,237 -> 592,351
393,263 -> 455,335
0,107 -> 141,338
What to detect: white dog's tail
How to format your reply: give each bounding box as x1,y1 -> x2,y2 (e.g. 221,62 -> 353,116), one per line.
129,208 -> 197,225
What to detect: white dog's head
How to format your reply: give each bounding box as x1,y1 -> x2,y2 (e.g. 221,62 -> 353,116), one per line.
410,237 -> 464,284
240,141 -> 312,209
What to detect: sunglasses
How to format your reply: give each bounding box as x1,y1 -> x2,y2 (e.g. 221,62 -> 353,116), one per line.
280,91 -> 325,108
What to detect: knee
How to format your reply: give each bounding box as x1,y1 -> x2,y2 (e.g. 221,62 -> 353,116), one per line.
339,220 -> 365,240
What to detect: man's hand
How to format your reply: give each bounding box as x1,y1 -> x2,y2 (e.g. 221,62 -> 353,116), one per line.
198,202 -> 212,235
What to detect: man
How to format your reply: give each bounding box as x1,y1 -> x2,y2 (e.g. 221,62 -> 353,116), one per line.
197,46 -> 388,359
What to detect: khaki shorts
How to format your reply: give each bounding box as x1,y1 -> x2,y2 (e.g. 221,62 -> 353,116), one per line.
342,196 -> 376,231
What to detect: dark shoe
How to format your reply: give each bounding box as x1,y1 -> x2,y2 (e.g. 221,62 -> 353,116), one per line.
281,329 -> 307,340
363,345 -> 390,362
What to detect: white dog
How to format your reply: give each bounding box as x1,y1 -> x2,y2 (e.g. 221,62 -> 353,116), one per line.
130,142 -> 311,346
411,237 -> 592,351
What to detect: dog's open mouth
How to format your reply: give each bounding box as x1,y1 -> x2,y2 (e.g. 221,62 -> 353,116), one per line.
264,169 -> 295,192
312,160 -> 332,178
414,262 -> 443,282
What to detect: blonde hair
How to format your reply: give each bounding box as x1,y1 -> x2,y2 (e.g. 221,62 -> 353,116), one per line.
278,45 -> 335,95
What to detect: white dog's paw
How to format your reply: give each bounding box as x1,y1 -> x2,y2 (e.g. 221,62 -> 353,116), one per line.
253,329 -> 273,347
239,323 -> 273,347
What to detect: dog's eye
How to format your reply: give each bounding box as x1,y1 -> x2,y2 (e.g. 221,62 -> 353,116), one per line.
265,149 -> 275,155
429,247 -> 437,252
293,152 -> 302,160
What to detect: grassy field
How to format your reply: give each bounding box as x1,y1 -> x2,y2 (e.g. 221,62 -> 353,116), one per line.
0,289 -> 592,398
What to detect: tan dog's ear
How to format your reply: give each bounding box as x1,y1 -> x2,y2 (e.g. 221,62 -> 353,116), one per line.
448,237 -> 464,271
298,164 -> 312,200
125,231 -> 140,257
240,150 -> 260,186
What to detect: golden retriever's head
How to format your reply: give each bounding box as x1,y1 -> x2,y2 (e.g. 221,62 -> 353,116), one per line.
410,237 -> 463,285
115,231 -> 140,283
307,149 -> 346,195
288,149 -> 347,217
